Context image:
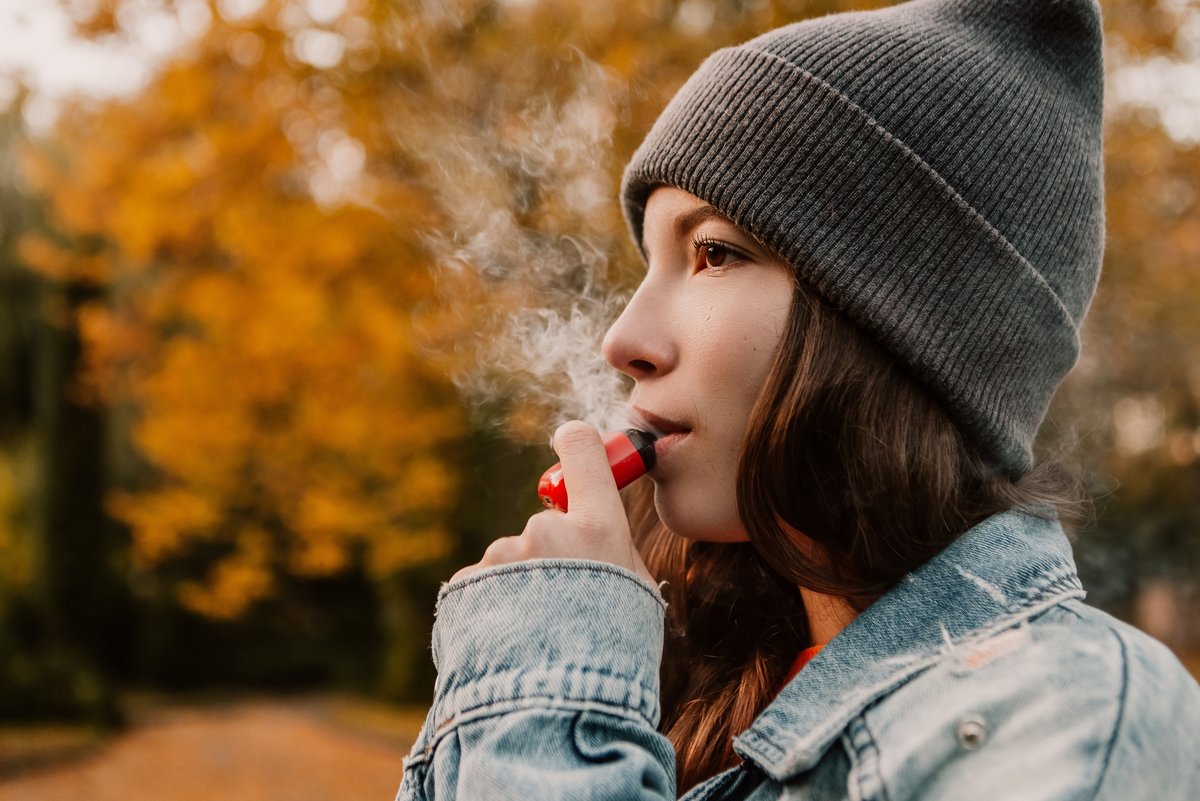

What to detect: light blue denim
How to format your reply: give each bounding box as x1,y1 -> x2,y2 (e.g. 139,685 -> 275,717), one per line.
397,509 -> 1200,799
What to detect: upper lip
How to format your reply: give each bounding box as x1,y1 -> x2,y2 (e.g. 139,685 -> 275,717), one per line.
630,406 -> 692,438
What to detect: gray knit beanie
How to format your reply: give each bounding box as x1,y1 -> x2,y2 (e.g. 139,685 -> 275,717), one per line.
621,0 -> 1105,477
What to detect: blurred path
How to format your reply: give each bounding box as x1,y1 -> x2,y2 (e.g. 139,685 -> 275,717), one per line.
0,699 -> 414,801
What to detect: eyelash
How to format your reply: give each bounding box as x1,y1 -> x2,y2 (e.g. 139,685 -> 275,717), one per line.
690,234 -> 747,272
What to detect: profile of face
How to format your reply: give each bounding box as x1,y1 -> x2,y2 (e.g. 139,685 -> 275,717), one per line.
603,186 -> 795,542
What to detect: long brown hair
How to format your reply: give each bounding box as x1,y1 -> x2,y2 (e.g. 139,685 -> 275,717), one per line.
626,280 -> 1089,795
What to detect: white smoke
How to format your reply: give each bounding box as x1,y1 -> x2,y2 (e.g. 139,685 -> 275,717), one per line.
399,41 -> 635,442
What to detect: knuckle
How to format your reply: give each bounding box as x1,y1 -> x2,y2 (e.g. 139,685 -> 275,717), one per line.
448,566 -> 475,583
523,511 -> 550,532
482,536 -> 518,563
522,512 -> 558,546
521,514 -> 546,538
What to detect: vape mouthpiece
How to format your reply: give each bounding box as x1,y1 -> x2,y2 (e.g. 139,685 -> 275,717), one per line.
537,429 -> 657,512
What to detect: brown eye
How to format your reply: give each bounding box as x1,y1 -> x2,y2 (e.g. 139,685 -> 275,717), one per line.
691,236 -> 745,272
702,243 -> 730,268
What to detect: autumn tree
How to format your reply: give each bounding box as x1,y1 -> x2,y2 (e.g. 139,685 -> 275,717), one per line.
2,88 -> 130,722
21,1 -> 469,697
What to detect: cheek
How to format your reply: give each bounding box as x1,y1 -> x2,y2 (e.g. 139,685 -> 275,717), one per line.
652,273 -> 791,542
699,304 -> 787,405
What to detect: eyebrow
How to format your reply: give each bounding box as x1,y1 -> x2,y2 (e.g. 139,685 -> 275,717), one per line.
673,204 -> 735,240
644,204 -> 737,262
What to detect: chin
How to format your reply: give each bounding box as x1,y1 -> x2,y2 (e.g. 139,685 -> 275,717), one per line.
653,484 -> 748,543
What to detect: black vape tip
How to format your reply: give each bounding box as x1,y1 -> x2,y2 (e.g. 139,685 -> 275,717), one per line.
624,428 -> 658,470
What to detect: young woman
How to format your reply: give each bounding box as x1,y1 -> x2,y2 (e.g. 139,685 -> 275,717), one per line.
398,0 -> 1200,798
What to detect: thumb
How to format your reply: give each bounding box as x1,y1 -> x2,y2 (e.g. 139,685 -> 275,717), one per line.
552,421 -> 624,520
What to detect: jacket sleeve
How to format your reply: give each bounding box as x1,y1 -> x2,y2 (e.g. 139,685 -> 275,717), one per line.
396,559 -> 677,801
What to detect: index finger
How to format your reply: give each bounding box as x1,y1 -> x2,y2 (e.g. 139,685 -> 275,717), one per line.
552,420 -> 624,519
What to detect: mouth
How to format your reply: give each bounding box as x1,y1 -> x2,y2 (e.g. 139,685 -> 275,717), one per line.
630,406 -> 692,438
630,406 -> 693,469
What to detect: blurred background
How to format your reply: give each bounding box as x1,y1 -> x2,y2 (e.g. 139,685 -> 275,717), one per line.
0,0 -> 1197,797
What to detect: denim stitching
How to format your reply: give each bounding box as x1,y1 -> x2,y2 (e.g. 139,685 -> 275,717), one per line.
423,696 -> 657,762
1090,625 -> 1129,799
437,560 -> 667,608
860,714 -> 892,801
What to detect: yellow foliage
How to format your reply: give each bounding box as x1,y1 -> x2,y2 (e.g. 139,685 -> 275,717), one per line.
17,235 -> 74,283
390,458 -> 456,512
107,487 -> 223,567
21,0 -> 478,620
367,527 -> 452,579
177,526 -> 275,620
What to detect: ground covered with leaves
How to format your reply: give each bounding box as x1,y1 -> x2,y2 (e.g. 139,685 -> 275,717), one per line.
0,696 -> 421,801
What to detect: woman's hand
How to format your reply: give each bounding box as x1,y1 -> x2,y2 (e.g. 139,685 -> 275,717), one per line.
449,420 -> 655,586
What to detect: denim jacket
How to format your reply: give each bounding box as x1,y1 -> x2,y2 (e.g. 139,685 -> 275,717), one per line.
398,510 -> 1200,799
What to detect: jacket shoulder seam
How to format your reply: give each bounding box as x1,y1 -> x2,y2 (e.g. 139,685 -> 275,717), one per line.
1089,623 -> 1129,800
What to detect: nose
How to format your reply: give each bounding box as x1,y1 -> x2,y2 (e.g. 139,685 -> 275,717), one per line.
602,281 -> 677,380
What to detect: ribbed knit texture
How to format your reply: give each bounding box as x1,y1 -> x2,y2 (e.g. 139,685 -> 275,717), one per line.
621,0 -> 1105,476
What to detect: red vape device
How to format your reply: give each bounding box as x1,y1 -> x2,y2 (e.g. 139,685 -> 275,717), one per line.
537,429 -> 658,512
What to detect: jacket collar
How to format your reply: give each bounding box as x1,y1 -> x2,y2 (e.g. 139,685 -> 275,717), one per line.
732,508 -> 1085,780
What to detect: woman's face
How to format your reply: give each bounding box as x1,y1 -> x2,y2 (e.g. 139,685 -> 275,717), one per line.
603,186 -> 794,542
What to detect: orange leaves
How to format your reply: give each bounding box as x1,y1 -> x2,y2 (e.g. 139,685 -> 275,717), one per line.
366,527 -> 451,579
158,65 -> 218,121
19,3 -> 473,621
109,486 -> 224,567
177,526 -> 276,620
17,235 -> 77,284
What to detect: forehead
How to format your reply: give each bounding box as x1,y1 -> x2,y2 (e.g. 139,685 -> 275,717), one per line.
642,187 -> 738,253
645,186 -> 730,228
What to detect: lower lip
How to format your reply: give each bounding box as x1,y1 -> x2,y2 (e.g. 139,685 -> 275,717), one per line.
652,431 -> 691,469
